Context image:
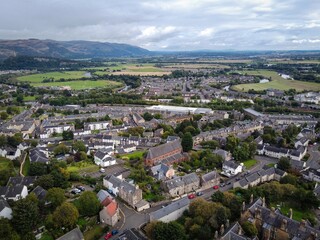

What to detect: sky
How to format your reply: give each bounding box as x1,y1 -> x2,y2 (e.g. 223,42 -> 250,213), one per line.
1,0 -> 320,51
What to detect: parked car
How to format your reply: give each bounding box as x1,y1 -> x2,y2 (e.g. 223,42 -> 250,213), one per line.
213,185 -> 219,190
111,230 -> 119,235
100,168 -> 106,173
76,185 -> 85,191
188,193 -> 196,199
226,182 -> 232,185
104,232 -> 112,240
71,188 -> 81,194
196,191 -> 203,196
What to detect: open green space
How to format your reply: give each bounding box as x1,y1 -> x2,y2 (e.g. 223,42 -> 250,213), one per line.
67,161 -> 99,174
270,202 -> 315,222
121,150 -> 145,160
232,70 -> 320,92
17,71 -> 87,83
242,159 -> 257,169
0,157 -> 13,171
31,80 -> 122,90
23,95 -> 37,101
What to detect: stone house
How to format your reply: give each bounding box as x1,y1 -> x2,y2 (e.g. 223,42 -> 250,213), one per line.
161,173 -> 200,197
200,170 -> 220,190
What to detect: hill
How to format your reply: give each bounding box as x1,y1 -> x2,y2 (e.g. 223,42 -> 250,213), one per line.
0,39 -> 150,59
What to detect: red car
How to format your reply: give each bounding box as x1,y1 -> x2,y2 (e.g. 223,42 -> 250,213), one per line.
104,232 -> 112,240
213,185 -> 219,190
188,193 -> 196,199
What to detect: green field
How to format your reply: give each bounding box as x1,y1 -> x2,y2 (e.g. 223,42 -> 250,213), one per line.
17,71 -> 88,83
121,151 -> 145,160
232,70 -> 320,92
30,80 -> 123,90
242,159 -> 257,169
67,161 -> 99,174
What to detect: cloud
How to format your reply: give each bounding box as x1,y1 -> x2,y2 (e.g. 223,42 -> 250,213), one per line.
0,0 -> 319,50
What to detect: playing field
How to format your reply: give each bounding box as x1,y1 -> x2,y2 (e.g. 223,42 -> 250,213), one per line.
17,71 -> 88,83
31,80 -> 123,90
232,70 -> 320,92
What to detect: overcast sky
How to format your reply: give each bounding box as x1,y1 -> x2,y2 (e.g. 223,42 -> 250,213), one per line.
1,0 -> 320,51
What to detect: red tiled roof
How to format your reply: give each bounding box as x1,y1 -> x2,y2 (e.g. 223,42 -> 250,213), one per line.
101,196 -> 113,207
105,201 -> 117,216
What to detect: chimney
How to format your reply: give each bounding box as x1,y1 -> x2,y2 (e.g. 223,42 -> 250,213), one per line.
214,230 -> 218,239
262,197 -> 266,207
289,208 -> 293,219
300,219 -> 306,230
281,219 -> 287,230
255,208 -> 261,219
226,219 -> 230,228
220,224 -> 225,235
242,201 -> 246,211
250,194 -> 254,204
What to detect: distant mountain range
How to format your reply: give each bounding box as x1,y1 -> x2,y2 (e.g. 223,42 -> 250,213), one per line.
0,39 -> 150,59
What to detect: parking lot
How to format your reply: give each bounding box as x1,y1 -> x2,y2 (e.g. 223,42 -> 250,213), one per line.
85,164 -> 131,179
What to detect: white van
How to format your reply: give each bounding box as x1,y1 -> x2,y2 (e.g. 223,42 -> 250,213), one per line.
100,168 -> 105,173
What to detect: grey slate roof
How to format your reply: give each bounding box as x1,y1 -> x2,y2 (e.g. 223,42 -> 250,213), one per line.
146,140 -> 181,160
181,172 -> 199,185
201,170 -> 219,182
7,176 -> 37,187
105,175 -> 137,194
56,227 -> 84,240
97,189 -> 112,203
0,198 -> 10,212
150,163 -> 170,180
31,186 -> 47,201
223,160 -> 240,169
150,197 -> 190,221
29,148 -> 49,164
264,145 -> 288,154
0,185 -> 25,198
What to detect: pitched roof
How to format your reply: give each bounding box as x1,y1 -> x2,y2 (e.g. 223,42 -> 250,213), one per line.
97,189 -> 112,203
56,227 -> 84,240
105,201 -> 118,216
223,161 -> 240,169
31,186 -> 47,201
0,198 -> 11,212
7,176 -> 37,187
201,170 -> 219,182
150,197 -> 190,220
146,140 -> 181,160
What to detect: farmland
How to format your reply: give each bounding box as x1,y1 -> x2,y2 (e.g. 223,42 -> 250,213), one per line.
232,70 -> 320,92
17,71 -> 88,83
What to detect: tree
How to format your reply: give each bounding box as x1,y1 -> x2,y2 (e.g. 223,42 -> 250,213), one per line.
225,135 -> 240,152
0,218 -> 20,240
62,130 -> 74,140
52,202 -> 79,229
74,191 -> 100,216
12,198 -> 39,234
72,141 -> 86,152
142,112 -> 153,121
45,188 -> 66,210
34,174 -> 54,190
0,112 -> 8,120
53,143 -> 69,156
277,157 -> 291,171
146,221 -> 187,240
0,135 -> 7,147
181,132 -> 193,152
29,162 -> 48,176
241,221 -> 258,237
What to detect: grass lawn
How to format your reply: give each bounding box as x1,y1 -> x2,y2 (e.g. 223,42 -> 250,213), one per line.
231,70 -> 320,92
31,80 -> 122,90
121,151 -> 145,160
242,159 -> 257,169
67,161 -> 99,174
0,157 -> 13,171
266,163 -> 275,167
39,233 -> 54,240
23,95 -> 37,101
22,156 -> 30,176
17,71 -> 87,83
270,202 -> 315,222
84,225 -> 106,240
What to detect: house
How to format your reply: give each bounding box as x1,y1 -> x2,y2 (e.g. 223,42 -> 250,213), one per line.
132,113 -> 145,124
302,168 -> 320,183
84,121 -> 110,131
233,167 -> 286,189
7,176 -> 37,188
150,163 -> 175,181
264,145 -> 289,159
29,148 -> 49,164
145,140 -> 186,166
220,222 -> 246,240
161,173 -> 200,197
94,150 -> 116,167
221,161 -> 243,177
100,197 -> 119,226
149,197 -> 190,223
0,198 -> 12,219
31,186 -> 47,201
214,149 -> 232,161
0,185 -> 28,201
56,227 -> 84,240
103,175 -> 149,210
257,144 -> 306,161
243,198 -> 320,240
200,170 -> 220,190
294,137 -> 309,148
166,136 -> 180,142
154,128 -> 164,138
0,147 -> 21,160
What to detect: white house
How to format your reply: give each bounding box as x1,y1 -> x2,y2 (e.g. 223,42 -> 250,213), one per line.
0,199 -> 12,219
84,121 -> 110,131
294,137 -> 309,149
0,147 -> 21,160
222,161 -> 243,177
0,185 -> 28,201
94,150 -> 116,167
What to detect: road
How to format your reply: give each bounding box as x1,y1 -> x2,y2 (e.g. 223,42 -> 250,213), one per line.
100,155 -> 278,238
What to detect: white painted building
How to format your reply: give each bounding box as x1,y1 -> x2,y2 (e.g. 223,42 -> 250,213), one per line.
0,199 -> 12,219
